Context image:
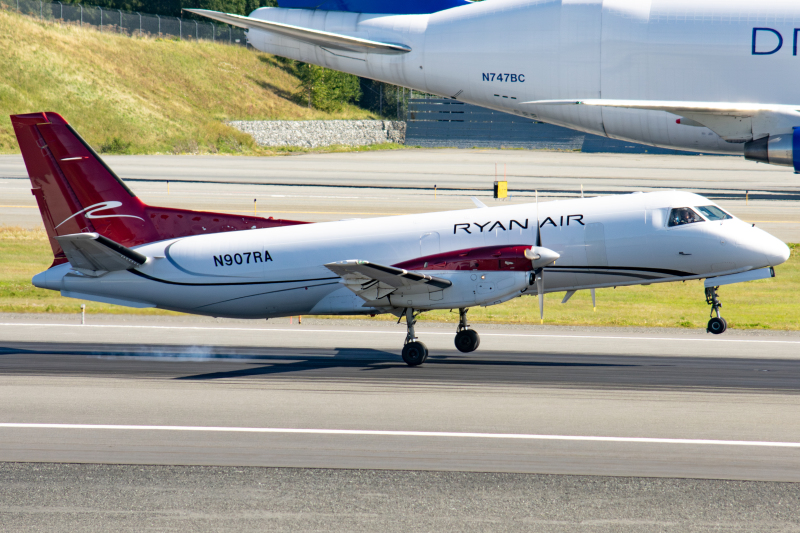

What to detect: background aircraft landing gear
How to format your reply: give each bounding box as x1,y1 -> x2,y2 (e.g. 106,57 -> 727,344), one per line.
454,308 -> 480,353
401,307 -> 428,366
705,286 -> 727,334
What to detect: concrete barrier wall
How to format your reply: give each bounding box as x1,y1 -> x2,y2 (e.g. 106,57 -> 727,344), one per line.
228,120 -> 405,148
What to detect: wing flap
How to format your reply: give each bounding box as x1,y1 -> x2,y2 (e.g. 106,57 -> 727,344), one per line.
183,9 -> 411,54
54,233 -> 147,276
325,260 -> 452,301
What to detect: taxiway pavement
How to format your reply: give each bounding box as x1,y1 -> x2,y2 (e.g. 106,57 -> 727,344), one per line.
1,317 -> 799,482
2,150 -> 799,240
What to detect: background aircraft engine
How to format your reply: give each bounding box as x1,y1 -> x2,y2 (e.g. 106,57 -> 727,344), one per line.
744,129 -> 800,172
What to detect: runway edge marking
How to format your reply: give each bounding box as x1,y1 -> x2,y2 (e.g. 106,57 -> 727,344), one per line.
1,323 -> 799,344
1,424 -> 800,448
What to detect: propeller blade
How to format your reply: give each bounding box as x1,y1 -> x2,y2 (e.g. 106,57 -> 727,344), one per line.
535,267 -> 544,323
591,288 -> 596,311
535,190 -> 541,247
533,192 -> 545,324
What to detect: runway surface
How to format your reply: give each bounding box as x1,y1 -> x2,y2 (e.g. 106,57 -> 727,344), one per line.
3,464 -> 799,532
2,150 -> 799,240
1,317 -> 799,482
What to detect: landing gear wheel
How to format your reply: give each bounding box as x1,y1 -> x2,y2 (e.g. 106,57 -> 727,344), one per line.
455,329 -> 480,353
705,286 -> 727,335
402,341 -> 428,366
707,317 -> 727,335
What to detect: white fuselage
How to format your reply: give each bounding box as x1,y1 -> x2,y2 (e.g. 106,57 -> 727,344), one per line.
34,191 -> 789,318
245,0 -> 800,155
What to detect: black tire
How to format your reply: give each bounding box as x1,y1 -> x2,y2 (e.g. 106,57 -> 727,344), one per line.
402,341 -> 428,366
708,317 -> 727,335
455,329 -> 480,353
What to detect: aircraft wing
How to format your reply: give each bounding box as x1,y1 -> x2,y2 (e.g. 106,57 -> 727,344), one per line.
522,99 -> 800,143
183,9 -> 411,54
54,233 -> 147,277
325,260 -> 451,301
523,99 -> 800,115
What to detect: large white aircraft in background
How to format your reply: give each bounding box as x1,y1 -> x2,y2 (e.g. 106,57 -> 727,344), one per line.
12,112 -> 789,365
190,0 -> 800,171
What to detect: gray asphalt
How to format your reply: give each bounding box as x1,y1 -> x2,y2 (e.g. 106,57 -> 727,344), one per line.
3,463 -> 800,532
2,150 -> 796,192
1,318 -> 799,483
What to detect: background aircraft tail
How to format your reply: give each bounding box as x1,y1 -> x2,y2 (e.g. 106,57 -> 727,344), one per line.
11,112 -> 306,267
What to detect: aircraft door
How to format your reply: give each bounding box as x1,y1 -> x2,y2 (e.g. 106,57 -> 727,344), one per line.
420,232 -> 440,257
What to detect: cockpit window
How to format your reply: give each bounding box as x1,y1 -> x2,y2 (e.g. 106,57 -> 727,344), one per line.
696,205 -> 732,221
668,207 -> 703,227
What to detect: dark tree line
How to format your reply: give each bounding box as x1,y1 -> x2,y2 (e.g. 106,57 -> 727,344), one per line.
58,0 -> 277,18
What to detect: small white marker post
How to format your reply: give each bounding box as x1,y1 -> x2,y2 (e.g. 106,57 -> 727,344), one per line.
80,304 -> 86,325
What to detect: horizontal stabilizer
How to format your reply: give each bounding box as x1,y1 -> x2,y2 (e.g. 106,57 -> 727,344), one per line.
184,9 -> 411,54
54,233 -> 147,277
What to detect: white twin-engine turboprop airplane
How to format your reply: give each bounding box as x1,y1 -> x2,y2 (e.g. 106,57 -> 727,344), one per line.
189,0 -> 800,171
12,112 -> 790,366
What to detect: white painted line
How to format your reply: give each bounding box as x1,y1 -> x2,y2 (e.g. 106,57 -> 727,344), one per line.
0,423 -> 798,448
1,323 -> 799,344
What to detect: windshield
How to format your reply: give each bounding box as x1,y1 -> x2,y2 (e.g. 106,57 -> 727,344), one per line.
668,207 -> 703,227
696,205 -> 732,221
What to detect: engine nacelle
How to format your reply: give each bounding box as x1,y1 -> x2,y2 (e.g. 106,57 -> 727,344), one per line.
744,128 -> 800,172
389,244 -> 538,310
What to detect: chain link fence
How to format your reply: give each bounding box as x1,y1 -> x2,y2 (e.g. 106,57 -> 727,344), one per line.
5,0 -> 249,46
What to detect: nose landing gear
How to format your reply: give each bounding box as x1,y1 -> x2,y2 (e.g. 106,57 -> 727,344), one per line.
454,308 -> 480,353
705,286 -> 727,334
401,307 -> 428,366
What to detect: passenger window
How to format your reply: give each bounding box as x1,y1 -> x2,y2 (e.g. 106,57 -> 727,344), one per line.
668,207 -> 703,227
696,205 -> 732,221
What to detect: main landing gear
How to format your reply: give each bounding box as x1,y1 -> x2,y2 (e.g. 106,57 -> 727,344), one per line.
705,286 -> 727,334
401,307 -> 428,366
454,308 -> 480,353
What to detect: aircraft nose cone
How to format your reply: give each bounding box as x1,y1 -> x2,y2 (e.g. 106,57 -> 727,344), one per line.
767,239 -> 791,266
733,225 -> 790,268
752,229 -> 791,267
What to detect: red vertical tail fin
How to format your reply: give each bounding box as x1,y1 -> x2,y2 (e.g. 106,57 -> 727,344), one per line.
11,112 -> 158,266
11,112 -> 308,267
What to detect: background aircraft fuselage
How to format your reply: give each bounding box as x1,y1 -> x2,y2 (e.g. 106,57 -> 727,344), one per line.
244,0 -> 800,156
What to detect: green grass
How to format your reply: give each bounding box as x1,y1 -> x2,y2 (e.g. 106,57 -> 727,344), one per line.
0,9 -> 382,156
1,227 -> 797,330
